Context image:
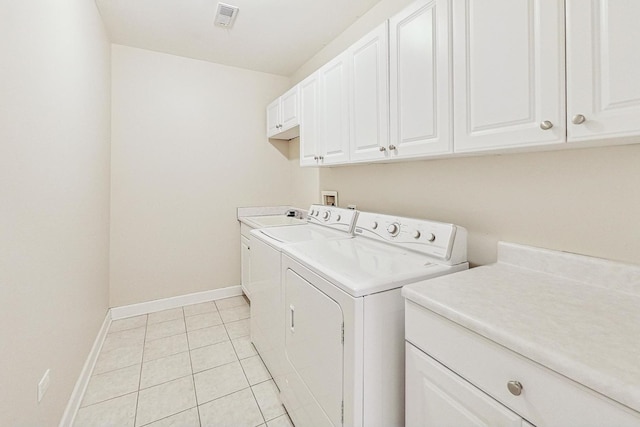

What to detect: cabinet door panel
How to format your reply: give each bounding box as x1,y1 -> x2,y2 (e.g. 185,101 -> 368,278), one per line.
240,236 -> 251,298
406,343 -> 526,427
299,72 -> 320,166
266,98 -> 281,137
281,85 -> 299,131
320,53 -> 350,165
350,22 -> 390,162
390,0 -> 452,158
453,0 -> 565,152
567,0 -> 640,140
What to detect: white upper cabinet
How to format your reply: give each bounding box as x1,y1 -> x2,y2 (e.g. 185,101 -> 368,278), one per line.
267,85 -> 300,140
567,0 -> 640,141
319,52 -> 351,165
299,72 -> 321,167
349,22 -> 390,163
389,0 -> 453,159
453,0 -> 565,152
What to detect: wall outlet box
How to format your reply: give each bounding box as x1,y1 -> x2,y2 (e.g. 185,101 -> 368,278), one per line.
37,369 -> 50,402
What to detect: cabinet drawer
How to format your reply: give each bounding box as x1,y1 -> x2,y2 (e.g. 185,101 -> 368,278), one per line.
240,223 -> 253,239
405,301 -> 640,427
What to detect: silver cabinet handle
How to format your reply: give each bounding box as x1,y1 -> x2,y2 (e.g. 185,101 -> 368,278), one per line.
507,381 -> 523,396
379,146 -> 386,152
290,304 -> 295,332
540,121 -> 553,130
572,114 -> 586,125
388,145 -> 396,150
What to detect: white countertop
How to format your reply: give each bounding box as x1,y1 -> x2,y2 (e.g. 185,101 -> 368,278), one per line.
402,242 -> 640,414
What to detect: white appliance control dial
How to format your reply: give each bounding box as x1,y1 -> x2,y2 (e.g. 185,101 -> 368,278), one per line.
336,214 -> 341,221
372,221 -> 378,229
309,209 -> 315,215
387,223 -> 400,236
425,233 -> 436,242
314,211 -> 319,216
413,230 -> 421,239
323,211 -> 330,221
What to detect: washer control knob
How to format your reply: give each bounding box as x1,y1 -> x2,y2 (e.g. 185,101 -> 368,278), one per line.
387,223 -> 400,236
413,230 -> 421,239
371,221 -> 378,229
309,209 -> 315,215
322,211 -> 330,220
314,210 -> 319,216
425,233 -> 436,242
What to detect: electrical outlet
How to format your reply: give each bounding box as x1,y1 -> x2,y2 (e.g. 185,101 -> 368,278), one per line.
37,369 -> 50,402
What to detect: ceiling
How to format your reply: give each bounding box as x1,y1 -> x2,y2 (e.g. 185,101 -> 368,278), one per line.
95,0 -> 384,76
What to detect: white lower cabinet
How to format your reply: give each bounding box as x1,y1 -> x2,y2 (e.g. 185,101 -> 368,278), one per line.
240,223 -> 253,298
406,343 -> 532,427
405,301 -> 640,427
566,0 -> 640,141
452,0 -> 565,152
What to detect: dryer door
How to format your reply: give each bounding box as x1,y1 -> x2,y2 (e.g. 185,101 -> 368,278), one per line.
284,269 -> 344,426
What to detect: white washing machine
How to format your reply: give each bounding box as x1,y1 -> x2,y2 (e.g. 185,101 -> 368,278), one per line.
249,204 -> 358,390
278,211 -> 468,427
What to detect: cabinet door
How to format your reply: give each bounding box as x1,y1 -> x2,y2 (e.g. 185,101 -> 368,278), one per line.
406,343 -> 528,427
453,0 -> 565,152
349,22 -> 390,163
567,0 -> 640,141
389,0 -> 453,159
266,98 -> 281,138
319,52 -> 350,165
299,72 -> 321,167
281,85 -> 300,132
240,236 -> 251,298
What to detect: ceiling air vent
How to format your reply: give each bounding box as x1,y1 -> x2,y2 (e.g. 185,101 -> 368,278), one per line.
215,3 -> 239,28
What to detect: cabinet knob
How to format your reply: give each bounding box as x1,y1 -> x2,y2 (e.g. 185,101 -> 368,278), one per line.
379,146 -> 387,152
507,380 -> 523,396
572,114 -> 586,125
318,156 -> 324,161
388,145 -> 397,150
313,156 -> 318,160
540,121 -> 553,130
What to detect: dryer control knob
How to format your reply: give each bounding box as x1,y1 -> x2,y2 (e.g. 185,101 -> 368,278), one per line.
372,221 -> 378,229
322,211 -> 330,220
309,209 -> 315,216
413,230 -> 421,239
335,214 -> 341,221
425,233 -> 436,242
387,223 -> 400,236
314,211 -> 319,216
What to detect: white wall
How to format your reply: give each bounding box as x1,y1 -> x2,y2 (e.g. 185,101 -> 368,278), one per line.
110,45 -> 293,306
291,0 -> 640,266
0,1 -> 111,425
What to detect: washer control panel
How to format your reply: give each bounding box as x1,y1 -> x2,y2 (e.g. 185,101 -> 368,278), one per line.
353,212 -> 460,261
307,204 -> 358,233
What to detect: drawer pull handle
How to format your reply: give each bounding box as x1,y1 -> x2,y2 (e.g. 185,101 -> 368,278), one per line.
507,380 -> 523,396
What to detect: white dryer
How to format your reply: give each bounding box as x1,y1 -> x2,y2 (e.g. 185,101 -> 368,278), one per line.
278,211 -> 468,427
249,204 -> 358,390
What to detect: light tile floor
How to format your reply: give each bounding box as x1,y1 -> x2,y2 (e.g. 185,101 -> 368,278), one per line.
73,296 -> 294,427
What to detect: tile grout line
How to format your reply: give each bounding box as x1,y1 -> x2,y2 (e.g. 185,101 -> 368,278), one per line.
183,305 -> 203,427
224,302 -> 269,426
132,314 -> 149,427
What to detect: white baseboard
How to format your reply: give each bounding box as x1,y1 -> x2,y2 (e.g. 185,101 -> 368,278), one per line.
59,311 -> 112,427
110,285 -> 244,320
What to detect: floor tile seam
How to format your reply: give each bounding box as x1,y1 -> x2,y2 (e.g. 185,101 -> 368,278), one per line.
145,328 -> 187,344
136,405 -> 198,427
220,314 -> 250,324
185,321 -> 224,333
184,306 -> 219,318
77,390 -> 139,410
194,384 -> 254,408
107,324 -> 146,335
138,369 -> 194,392
133,316 -> 150,427
231,329 -> 267,425
92,360 -> 142,377
182,306 -> 203,427
188,336 -> 230,352
146,315 -> 186,327
191,357 -> 240,376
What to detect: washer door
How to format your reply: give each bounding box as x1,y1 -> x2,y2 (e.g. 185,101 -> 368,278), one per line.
284,269 -> 344,426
